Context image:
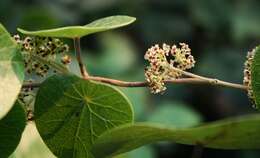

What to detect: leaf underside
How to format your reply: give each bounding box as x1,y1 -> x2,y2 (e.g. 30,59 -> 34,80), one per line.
92,114 -> 260,158
34,74 -> 133,158
0,23 -> 24,119
18,15 -> 136,38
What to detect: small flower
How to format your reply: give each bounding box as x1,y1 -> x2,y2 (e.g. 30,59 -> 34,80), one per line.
243,48 -> 256,108
61,54 -> 72,65
144,43 -> 195,94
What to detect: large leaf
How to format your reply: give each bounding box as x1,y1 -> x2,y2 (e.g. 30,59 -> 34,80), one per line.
34,74 -> 133,158
251,46 -> 260,108
0,101 -> 26,158
92,114 -> 260,157
18,15 -> 136,38
0,24 -> 24,119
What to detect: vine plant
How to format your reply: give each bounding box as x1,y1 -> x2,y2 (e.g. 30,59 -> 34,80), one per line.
0,15 -> 260,158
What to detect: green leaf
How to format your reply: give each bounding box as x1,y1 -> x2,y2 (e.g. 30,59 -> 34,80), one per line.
18,15 -> 136,38
0,24 -> 25,119
0,101 -> 26,158
251,45 -> 260,108
34,74 -> 133,158
92,114 -> 260,157
147,102 -> 202,128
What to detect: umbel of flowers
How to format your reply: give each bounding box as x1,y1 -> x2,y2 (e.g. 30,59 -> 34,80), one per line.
243,48 -> 256,108
13,35 -> 70,77
144,43 -> 195,93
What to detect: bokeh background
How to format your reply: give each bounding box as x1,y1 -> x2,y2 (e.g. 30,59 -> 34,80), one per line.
2,0 -> 260,158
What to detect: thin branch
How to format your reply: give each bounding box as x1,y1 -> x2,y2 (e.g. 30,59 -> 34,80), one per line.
74,37 -> 89,77
22,82 -> 41,88
22,75 -> 247,90
170,67 -> 247,90
84,75 -> 247,90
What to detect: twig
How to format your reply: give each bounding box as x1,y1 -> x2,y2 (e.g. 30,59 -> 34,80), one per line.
170,67 -> 247,90
74,37 -> 89,77
22,82 -> 42,88
22,76 -> 247,90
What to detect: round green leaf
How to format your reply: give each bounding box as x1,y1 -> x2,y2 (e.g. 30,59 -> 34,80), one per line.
0,101 -> 26,158
93,114 -> 260,157
34,74 -> 133,158
251,45 -> 260,108
18,15 -> 136,38
0,24 -> 25,119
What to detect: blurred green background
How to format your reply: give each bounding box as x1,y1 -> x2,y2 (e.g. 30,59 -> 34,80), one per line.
1,0 -> 260,157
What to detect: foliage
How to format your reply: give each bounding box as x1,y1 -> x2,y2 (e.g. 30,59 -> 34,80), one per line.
0,14 -> 260,158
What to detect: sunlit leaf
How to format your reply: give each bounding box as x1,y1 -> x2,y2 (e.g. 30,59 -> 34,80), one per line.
34,74 -> 133,158
0,23 -> 24,119
18,16 -> 136,38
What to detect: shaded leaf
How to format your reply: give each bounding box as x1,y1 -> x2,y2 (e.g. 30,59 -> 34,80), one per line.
0,23 -> 24,119
251,45 -> 260,108
93,114 -> 260,157
18,16 -> 136,38
34,74 -> 133,158
0,101 -> 26,158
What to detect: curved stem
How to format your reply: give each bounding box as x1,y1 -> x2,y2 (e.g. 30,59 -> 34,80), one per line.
74,37 -> 89,77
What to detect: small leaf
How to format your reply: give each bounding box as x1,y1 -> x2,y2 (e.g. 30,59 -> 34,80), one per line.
0,101 -> 26,158
0,23 -> 25,119
251,46 -> 260,108
34,74 -> 133,158
18,15 -> 136,38
92,114 -> 260,157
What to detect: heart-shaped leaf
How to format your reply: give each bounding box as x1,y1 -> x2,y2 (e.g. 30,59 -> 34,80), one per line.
34,74 -> 133,158
251,45 -> 260,108
0,24 -> 25,119
18,15 -> 136,38
92,114 -> 260,157
0,101 -> 26,158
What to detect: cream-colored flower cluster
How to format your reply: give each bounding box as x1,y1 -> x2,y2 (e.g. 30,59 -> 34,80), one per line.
13,35 -> 70,77
243,48 -> 256,108
144,43 -> 195,93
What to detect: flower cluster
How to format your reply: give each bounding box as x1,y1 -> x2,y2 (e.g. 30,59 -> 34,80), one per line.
243,48 -> 256,108
13,35 -> 70,77
144,43 -> 195,93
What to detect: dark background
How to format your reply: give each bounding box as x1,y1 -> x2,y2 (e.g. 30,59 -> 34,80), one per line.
2,0 -> 260,158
